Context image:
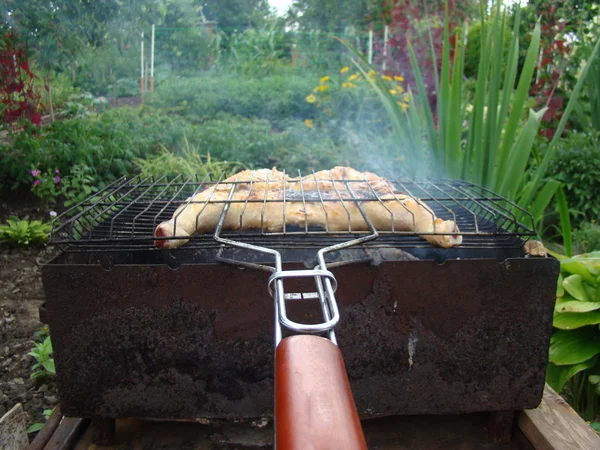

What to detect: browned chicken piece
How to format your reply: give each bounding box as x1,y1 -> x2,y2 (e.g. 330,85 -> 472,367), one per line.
153,166 -> 462,249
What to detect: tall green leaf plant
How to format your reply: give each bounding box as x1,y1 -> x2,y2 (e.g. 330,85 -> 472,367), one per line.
338,1 -> 600,239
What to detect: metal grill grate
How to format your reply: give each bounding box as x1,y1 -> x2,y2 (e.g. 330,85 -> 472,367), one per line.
49,172 -> 536,252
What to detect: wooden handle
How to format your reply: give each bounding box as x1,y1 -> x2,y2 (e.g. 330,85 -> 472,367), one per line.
275,335 -> 368,450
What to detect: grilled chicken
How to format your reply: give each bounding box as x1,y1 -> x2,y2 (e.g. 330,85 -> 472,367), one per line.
153,166 -> 462,249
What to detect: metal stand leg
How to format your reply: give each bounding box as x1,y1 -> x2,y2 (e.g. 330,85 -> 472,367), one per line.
91,417 -> 115,445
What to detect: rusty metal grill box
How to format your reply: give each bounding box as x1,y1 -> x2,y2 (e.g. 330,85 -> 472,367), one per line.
41,174 -> 559,420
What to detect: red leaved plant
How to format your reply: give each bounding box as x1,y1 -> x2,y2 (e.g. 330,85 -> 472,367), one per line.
0,31 -> 42,130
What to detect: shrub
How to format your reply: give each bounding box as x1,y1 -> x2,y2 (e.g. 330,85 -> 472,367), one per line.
148,74 -> 316,128
74,45 -> 141,96
31,67 -> 82,116
545,130 -> 600,227
574,223 -> 600,254
0,107 -> 199,190
138,114 -> 346,175
303,67 -> 404,136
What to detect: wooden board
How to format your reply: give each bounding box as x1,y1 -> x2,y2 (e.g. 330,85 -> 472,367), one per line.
517,384 -> 600,450
30,384 -> 600,450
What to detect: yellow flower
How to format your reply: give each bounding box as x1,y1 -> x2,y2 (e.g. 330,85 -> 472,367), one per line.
348,73 -> 359,81
397,101 -> 409,112
342,82 -> 357,89
305,119 -> 314,128
382,75 -> 392,81
394,75 -> 404,82
320,76 -> 330,84
313,85 -> 330,92
340,66 -> 349,73
305,94 -> 317,104
367,70 -> 376,77
389,89 -> 397,95
397,86 -> 405,93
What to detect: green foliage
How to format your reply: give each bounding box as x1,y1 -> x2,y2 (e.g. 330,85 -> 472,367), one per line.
31,67 -> 81,115
574,223 -> 600,254
34,325 -> 50,343
73,45 -> 143,97
303,68 -> 404,137
0,107 -> 198,190
60,165 -> 99,209
588,36 -> 600,132
138,114 -> 344,174
545,130 -> 600,227
340,3 -> 600,233
134,138 -> 246,180
0,217 -> 51,247
28,165 -> 98,211
463,18 -> 511,79
203,0 -> 271,32
31,168 -> 62,208
226,21 -> 289,75
287,0 -> 370,32
148,74 -> 316,128
26,408 -> 54,434
547,252 -> 600,421
156,26 -> 222,73
28,336 -> 55,379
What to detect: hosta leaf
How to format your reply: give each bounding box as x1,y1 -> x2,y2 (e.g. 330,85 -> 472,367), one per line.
554,310 -> 600,330
584,283 -> 598,302
557,273 -> 564,297
546,358 -> 597,392
563,274 -> 589,301
549,328 -> 600,365
562,259 -> 599,283
555,299 -> 600,313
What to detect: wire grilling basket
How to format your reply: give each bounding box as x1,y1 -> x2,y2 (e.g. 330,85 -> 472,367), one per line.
49,171 -> 536,253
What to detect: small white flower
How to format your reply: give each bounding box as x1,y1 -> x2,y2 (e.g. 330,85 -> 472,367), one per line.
49,211 -> 57,217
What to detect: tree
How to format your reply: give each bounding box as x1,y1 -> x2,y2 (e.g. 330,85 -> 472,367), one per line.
287,0 -> 369,33
202,0 -> 271,32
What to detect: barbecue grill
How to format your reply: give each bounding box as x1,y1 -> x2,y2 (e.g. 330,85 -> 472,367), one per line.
41,171 -> 559,435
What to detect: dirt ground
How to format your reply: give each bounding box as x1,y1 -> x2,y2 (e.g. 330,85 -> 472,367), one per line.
0,193 -> 60,433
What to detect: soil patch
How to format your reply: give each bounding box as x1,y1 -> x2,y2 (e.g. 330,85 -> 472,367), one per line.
1,194 -> 60,436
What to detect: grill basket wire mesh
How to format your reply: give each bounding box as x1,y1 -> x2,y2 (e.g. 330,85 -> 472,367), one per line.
49,171 -> 536,253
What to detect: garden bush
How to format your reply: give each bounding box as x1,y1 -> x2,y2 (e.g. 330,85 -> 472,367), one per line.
0,107 -> 199,190
574,223 -> 600,254
302,67 -> 404,138
1,106 -> 365,196
74,45 -> 142,97
148,73 -> 316,128
545,130 -> 600,227
138,113 -> 350,176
